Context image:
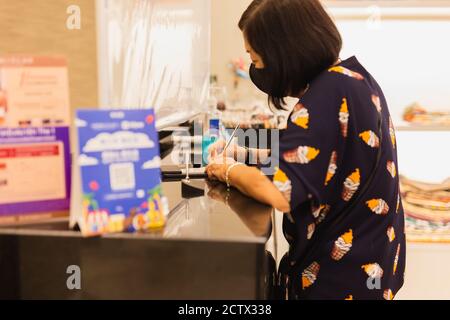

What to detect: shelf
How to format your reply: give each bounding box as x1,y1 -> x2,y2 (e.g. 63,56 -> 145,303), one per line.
325,1 -> 450,20
324,0 -> 450,8
406,236 -> 450,246
396,124 -> 450,132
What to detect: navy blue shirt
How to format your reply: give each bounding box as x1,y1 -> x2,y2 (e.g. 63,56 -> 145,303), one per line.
273,56 -> 405,300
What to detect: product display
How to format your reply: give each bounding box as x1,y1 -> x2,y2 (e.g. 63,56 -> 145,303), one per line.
221,107 -> 284,129
403,103 -> 450,126
400,176 -> 450,242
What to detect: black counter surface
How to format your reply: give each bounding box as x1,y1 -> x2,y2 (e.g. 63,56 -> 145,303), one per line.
0,179 -> 274,299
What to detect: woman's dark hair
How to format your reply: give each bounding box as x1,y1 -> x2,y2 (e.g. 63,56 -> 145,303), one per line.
239,0 -> 342,110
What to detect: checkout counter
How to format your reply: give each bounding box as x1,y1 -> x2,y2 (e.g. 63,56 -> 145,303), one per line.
0,125 -> 277,299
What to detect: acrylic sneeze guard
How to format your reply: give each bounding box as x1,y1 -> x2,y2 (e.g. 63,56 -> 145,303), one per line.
96,0 -> 211,129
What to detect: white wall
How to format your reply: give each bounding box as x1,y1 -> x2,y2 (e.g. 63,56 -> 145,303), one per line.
397,131 -> 450,183
337,19 -> 450,124
211,0 -> 266,105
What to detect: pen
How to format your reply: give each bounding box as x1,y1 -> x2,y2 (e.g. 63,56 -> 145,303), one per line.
222,123 -> 240,155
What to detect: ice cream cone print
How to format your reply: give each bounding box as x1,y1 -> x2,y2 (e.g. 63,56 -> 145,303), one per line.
342,169 -> 361,201
290,103 -> 309,129
345,295 -> 354,301
383,289 -> 394,300
393,244 -> 400,275
302,262 -> 320,289
311,204 -> 331,224
387,226 -> 396,242
273,168 -> 292,202
362,263 -> 384,279
396,194 -> 400,213
389,117 -> 396,149
283,146 -> 320,164
339,98 -> 349,138
329,66 -> 364,80
366,199 -> 390,215
325,151 -> 338,186
312,204 -> 321,219
359,130 -> 380,148
372,95 -> 382,113
331,229 -> 353,261
307,223 -> 315,240
386,161 -> 397,178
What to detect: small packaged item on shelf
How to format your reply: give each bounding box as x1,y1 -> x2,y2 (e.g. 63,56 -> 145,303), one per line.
400,175 -> 450,242
202,118 -> 222,166
403,102 -> 450,126
221,101 -> 284,130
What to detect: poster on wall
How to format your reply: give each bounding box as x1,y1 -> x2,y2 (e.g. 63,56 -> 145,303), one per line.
0,55 -> 71,223
70,109 -> 168,236
0,127 -> 71,223
0,55 -> 70,127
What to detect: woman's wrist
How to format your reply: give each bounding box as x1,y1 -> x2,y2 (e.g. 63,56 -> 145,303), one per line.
225,162 -> 246,188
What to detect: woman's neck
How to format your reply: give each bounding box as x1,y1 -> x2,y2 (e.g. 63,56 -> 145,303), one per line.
292,58 -> 342,99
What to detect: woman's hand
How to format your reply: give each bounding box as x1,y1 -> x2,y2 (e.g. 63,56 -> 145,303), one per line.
205,156 -> 238,182
208,138 -> 227,159
208,138 -> 247,162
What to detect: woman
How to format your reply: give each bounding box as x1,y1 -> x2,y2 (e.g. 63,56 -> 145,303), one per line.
206,0 -> 405,300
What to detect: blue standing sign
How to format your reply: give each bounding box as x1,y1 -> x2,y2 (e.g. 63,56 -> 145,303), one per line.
73,109 -> 167,236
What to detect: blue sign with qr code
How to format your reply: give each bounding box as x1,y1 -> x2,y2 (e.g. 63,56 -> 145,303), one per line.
75,109 -> 167,236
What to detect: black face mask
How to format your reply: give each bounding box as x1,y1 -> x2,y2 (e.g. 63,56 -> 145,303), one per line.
249,63 -> 283,98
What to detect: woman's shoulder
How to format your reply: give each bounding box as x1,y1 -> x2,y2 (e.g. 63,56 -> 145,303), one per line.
317,62 -> 367,85
306,62 -> 373,104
